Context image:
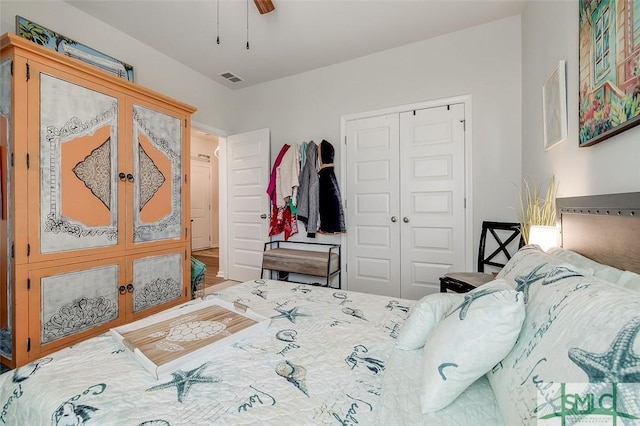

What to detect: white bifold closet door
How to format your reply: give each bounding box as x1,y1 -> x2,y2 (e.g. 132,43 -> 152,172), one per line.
346,104 -> 466,299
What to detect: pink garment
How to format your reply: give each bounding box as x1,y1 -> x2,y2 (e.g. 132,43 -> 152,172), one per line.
266,144 -> 290,206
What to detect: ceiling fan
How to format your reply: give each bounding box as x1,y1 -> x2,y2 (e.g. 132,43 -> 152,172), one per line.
254,0 -> 275,14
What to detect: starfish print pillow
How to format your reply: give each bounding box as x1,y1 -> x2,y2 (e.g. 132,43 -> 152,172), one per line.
419,279 -> 525,413
488,257 -> 640,425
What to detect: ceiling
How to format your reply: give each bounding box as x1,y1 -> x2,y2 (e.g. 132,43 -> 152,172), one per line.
66,0 -> 526,90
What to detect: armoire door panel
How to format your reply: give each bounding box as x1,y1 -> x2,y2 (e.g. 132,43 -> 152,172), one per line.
129,250 -> 184,315
130,103 -> 183,244
27,257 -> 126,357
37,72 -> 120,254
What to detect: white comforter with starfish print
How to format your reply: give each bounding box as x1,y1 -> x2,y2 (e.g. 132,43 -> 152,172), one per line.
0,280 -> 437,425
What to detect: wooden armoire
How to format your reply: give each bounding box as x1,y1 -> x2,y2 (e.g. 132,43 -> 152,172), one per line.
0,33 -> 196,368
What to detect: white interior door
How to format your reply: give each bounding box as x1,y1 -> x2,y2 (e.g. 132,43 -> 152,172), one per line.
226,129 -> 270,282
399,104 -> 466,299
345,101 -> 468,300
346,114 -> 401,297
190,159 -> 211,250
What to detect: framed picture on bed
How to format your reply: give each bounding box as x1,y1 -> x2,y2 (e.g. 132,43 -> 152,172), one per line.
578,0 -> 640,147
542,60 -> 568,150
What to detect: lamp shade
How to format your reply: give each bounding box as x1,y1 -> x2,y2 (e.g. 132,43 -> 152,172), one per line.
528,225 -> 560,251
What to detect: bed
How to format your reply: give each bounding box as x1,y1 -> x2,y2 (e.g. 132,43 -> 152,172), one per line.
1,192 -> 640,425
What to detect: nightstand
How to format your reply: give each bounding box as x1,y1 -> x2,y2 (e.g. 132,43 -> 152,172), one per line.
439,272 -> 495,293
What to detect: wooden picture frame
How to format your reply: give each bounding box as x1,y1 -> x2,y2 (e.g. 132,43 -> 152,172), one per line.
542,60 -> 568,150
16,16 -> 134,82
578,1 -> 640,147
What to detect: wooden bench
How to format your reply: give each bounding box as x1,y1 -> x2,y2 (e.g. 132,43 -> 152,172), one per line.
261,241 -> 341,288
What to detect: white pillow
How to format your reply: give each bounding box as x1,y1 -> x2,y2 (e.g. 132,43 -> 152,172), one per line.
396,293 -> 462,350
419,279 -> 525,413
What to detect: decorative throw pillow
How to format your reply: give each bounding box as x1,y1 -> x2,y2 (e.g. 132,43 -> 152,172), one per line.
396,293 -> 463,350
488,247 -> 640,424
419,279 -> 525,413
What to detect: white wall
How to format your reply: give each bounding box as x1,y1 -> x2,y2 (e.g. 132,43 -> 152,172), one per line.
229,16 -> 523,252
0,0 -> 234,131
521,1 -> 640,197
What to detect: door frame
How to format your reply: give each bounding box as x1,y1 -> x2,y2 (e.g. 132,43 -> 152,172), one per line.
339,94 -> 474,290
192,121 -> 228,279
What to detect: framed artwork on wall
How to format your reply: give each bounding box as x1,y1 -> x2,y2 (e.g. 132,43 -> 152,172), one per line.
543,60 -> 568,150
16,16 -> 134,82
578,0 -> 640,147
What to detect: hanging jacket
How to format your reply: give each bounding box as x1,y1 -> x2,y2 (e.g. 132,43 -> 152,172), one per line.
318,140 -> 346,233
296,141 -> 319,237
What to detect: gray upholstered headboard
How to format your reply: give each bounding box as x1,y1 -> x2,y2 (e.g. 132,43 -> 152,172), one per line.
556,192 -> 640,274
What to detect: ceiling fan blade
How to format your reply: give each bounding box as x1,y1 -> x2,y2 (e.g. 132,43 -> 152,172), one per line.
254,0 -> 275,14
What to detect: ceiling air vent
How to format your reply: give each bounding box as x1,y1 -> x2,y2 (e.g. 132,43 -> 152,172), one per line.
219,71 -> 243,83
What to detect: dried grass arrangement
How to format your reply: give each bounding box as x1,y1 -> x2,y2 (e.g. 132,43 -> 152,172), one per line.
516,175 -> 558,244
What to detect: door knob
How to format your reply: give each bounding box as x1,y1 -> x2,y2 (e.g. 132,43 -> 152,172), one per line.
118,172 -> 126,182
126,173 -> 134,182
260,214 -> 268,219
403,217 -> 410,223
118,285 -> 126,295
126,283 -> 134,293
391,216 -> 398,222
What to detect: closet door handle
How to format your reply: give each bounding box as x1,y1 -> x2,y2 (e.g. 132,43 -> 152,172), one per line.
126,173 -> 134,182
391,216 -> 398,223
118,172 -> 126,182
403,217 -> 410,223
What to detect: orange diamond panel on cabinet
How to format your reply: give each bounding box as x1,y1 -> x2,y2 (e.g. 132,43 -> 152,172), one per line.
0,32 -> 196,368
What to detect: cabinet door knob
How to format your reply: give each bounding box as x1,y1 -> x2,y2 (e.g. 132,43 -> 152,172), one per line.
118,285 -> 126,295
403,217 -> 410,223
126,173 -> 134,182
118,172 -> 126,182
126,283 -> 134,293
391,216 -> 398,222
260,213 -> 268,219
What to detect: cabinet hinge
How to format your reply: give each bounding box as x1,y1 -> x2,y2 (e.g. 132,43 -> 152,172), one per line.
26,153 -> 30,169
11,243 -> 14,259
184,118 -> 187,128
184,249 -> 187,260
27,243 -> 30,256
344,136 -> 346,145
27,278 -> 30,290
10,60 -> 13,76
27,338 -> 31,352
26,63 -> 30,81
464,198 -> 467,208
10,152 -> 14,167
447,105 -> 450,110
184,174 -> 188,184
460,119 -> 466,131
413,110 -> 416,116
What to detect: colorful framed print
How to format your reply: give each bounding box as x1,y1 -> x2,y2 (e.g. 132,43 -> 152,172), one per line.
543,60 -> 568,150
16,16 -> 134,82
578,1 -> 640,147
